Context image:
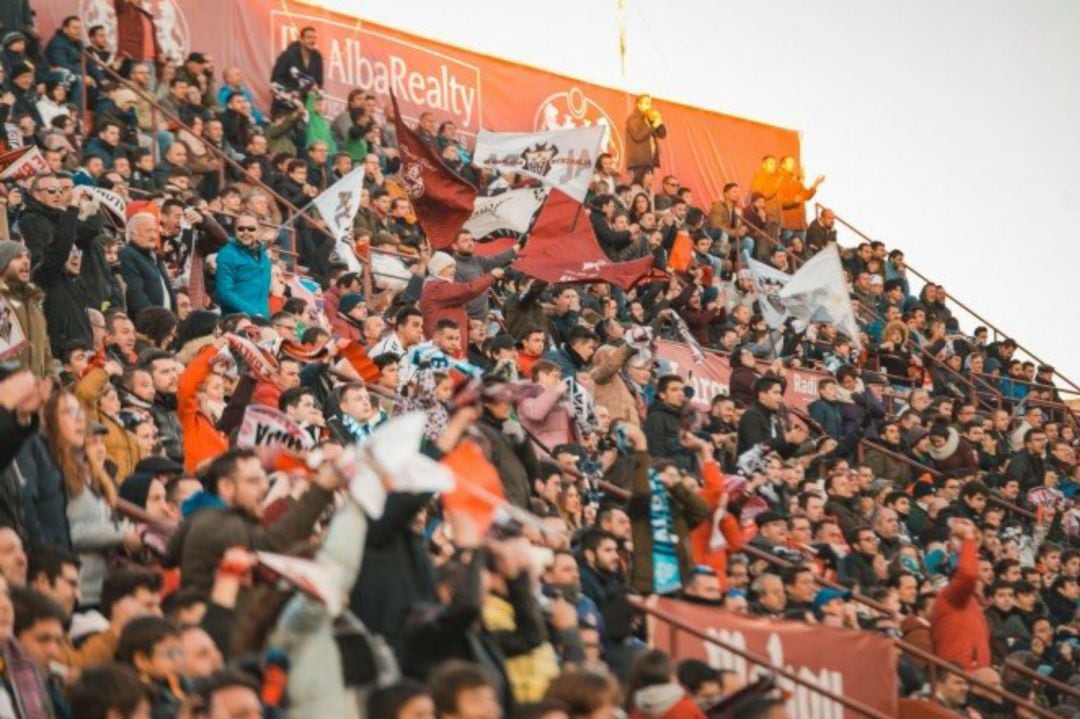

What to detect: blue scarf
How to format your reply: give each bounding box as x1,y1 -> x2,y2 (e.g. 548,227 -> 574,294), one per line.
648,468 -> 681,595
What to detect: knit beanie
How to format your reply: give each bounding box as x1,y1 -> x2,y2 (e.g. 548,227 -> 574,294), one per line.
0,240 -> 29,273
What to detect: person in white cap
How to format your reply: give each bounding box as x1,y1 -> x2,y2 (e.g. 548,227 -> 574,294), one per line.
417,251 -> 503,353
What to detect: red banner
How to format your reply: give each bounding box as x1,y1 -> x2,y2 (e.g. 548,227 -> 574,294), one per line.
652,598 -> 898,719
654,340 -> 829,414
48,1 -> 799,203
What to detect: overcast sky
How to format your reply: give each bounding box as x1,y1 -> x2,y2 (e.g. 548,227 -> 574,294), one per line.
311,0 -> 1080,390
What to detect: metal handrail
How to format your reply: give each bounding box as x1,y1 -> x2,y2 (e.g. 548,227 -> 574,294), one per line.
82,50 -> 336,245
628,596 -> 893,719
816,203 -> 1080,395
734,541 -> 1064,715
856,438 -> 1039,521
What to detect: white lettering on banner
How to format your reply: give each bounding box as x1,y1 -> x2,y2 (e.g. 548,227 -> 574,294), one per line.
272,14 -> 482,131
702,628 -> 844,719
792,372 -> 819,398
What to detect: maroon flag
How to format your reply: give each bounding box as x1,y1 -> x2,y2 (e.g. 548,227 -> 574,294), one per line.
511,189 -> 654,291
390,94 -> 477,250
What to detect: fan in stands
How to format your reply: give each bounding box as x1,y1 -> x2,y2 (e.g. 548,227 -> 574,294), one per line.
0,3 -> 1073,719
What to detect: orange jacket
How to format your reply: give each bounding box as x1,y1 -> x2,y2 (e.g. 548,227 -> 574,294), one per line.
688,460 -> 743,589
929,537 -> 991,670
177,344 -> 228,474
776,172 -> 816,231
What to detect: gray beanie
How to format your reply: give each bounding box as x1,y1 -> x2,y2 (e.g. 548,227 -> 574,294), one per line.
0,240 -> 29,273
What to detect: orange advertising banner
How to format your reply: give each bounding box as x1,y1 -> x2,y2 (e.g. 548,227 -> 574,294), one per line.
49,1 -> 799,204
652,597 -> 898,719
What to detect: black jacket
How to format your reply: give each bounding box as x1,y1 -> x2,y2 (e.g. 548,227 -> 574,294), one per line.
736,400 -> 797,458
18,195 -> 69,268
642,400 -> 691,470
119,243 -> 175,317
349,492 -> 436,653
33,216 -> 95,357
474,412 -> 539,509
270,41 -> 324,90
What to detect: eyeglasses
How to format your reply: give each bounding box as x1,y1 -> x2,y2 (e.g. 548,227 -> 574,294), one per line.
236,226 -> 258,232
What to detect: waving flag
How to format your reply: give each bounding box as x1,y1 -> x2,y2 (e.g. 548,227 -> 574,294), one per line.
474,126 -> 605,202
311,166 -> 365,271
511,189 -> 654,291
391,93 -> 477,249
744,253 -> 793,329
464,186 -> 548,239
778,243 -> 862,349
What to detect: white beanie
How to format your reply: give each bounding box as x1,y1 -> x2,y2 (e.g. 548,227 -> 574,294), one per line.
428,251 -> 455,277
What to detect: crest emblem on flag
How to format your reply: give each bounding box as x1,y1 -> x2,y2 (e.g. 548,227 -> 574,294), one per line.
403,162 -> 426,199
521,142 -> 559,177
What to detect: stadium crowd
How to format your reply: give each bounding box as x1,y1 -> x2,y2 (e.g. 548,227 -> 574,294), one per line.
0,3 -> 1075,718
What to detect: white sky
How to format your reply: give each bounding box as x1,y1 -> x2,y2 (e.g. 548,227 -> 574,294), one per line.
311,0 -> 1080,389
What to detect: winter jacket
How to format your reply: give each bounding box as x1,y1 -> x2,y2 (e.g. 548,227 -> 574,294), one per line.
177,343 -> 228,475
270,41 -> 324,90
149,394 -> 184,465
67,485 -> 126,606
33,213 -> 95,357
349,492 -> 436,653
74,368 -> 142,483
11,435 -> 70,548
808,398 -> 843,440
213,238 -> 271,318
172,484 -> 335,597
929,537 -> 991,670
0,411 -> 36,541
627,450 -> 710,595
119,243 -> 175,317
929,431 -> 979,474
0,277 -> 56,378
590,344 -> 640,426
864,441 -> 912,484
838,550 -> 879,591
736,401 -> 798,458
18,196 -> 71,267
643,400 -> 692,471
453,248 -> 515,320
474,411 -> 539,510
418,274 -> 495,341
624,111 -> 666,171
515,383 -> 576,460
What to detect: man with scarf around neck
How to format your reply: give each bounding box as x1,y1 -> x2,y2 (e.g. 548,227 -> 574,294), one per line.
623,421 -> 710,597
327,382 -> 387,445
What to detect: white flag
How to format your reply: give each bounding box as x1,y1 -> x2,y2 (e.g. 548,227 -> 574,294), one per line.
778,243 -> 862,349
236,405 -> 315,453
744,254 -> 792,329
256,552 -> 345,616
0,146 -> 47,181
474,126 -> 605,202
312,167 -> 365,272
81,186 -> 127,223
464,187 -> 547,238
